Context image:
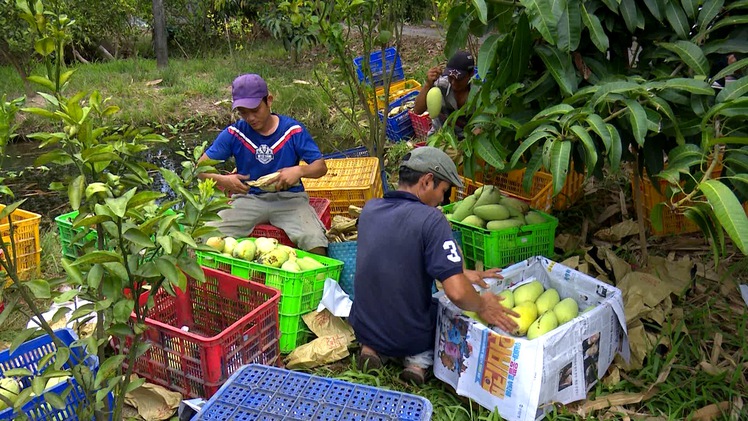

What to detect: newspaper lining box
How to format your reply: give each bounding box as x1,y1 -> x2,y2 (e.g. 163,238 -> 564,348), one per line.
434,256 -> 630,421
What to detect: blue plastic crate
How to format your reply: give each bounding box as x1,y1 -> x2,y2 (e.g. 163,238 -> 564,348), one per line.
322,146 -> 370,160
354,47 -> 404,87
327,241 -> 357,300
194,364 -> 433,420
0,328 -> 112,420
379,91 -> 418,142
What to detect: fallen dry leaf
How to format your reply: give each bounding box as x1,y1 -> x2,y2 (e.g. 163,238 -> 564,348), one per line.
594,219 -> 639,242
145,79 -> 162,86
691,401 -> 731,421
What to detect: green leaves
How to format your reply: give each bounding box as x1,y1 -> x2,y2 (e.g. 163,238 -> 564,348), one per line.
557,0 -> 581,52
549,140 -> 571,195
68,175 -> 85,210
700,180 -> 748,254
581,3 -> 609,53
471,0 -> 488,24
520,0 -> 557,44
698,0 -> 725,29
535,45 -> 577,96
625,99 -> 648,145
477,34 -> 501,81
716,76 -> 748,103
665,2 -> 690,38
659,41 -> 710,77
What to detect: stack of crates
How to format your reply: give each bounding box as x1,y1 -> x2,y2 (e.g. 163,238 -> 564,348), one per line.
196,238 -> 344,354
194,364 -> 433,420
303,157 -> 384,217
354,47 -> 421,142
1,205 -> 41,286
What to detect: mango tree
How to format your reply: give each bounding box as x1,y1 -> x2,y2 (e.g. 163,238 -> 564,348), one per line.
434,0 -> 748,263
0,1 -> 229,419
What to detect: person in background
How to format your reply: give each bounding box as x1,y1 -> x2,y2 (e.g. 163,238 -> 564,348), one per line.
413,50 -> 477,140
349,146 -> 518,385
198,73 -> 328,255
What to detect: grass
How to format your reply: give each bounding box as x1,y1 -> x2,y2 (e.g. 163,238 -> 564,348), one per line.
2,37 -> 436,154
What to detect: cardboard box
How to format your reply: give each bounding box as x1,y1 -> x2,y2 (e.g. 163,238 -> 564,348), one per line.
434,256 -> 630,421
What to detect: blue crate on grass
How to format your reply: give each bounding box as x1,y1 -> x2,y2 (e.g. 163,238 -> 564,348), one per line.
194,364 -> 433,421
379,91 -> 418,142
354,47 -> 404,87
322,146 -> 370,160
327,241 -> 357,299
0,328 -> 113,420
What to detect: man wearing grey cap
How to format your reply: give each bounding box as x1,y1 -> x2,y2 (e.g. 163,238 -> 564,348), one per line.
349,146 -> 518,385
198,73 -> 328,254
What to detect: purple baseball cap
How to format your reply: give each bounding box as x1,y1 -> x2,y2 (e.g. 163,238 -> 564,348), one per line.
231,74 -> 268,110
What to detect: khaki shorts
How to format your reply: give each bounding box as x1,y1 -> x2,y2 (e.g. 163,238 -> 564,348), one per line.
209,191 -> 328,251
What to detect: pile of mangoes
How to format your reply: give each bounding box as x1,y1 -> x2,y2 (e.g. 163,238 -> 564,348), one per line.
444,185 -> 547,230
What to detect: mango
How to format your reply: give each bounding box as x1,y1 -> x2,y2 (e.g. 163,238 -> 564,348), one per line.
509,302 -> 538,336
512,214 -> 526,225
554,298 -> 579,324
504,204 -> 524,218
525,211 -> 546,225
452,195 -> 478,221
461,215 -> 486,228
526,312 -> 559,340
281,259 -> 302,272
497,289 -> 514,309
223,237 -> 238,255
463,310 -> 486,324
486,219 -> 523,231
474,185 -> 503,207
474,204 -> 510,221
233,240 -> 257,261
500,196 -> 530,214
535,288 -> 560,314
256,249 -> 289,268
426,87 -> 443,118
206,236 -> 225,251
296,256 -> 325,271
513,280 -> 544,304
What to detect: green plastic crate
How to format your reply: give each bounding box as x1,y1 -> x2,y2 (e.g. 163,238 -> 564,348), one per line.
55,210 -> 100,259
56,209 -> 181,260
442,203 -> 558,269
196,238 -> 343,353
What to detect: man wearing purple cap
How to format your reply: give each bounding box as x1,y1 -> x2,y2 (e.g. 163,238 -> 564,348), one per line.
198,74 -> 329,254
413,50 -> 476,140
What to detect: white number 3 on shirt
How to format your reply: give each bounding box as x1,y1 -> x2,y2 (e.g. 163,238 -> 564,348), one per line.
443,240 -> 462,263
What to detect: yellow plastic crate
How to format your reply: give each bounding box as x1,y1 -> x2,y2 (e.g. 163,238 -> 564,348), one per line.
303,157 -> 383,217
367,79 -> 421,112
1,205 -> 41,286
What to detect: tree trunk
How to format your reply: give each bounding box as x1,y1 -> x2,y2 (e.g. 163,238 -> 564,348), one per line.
0,40 -> 32,96
152,0 -> 169,68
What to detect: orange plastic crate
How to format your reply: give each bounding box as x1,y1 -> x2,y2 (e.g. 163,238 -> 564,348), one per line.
553,167 -> 586,210
477,169 -> 554,212
1,205 -> 41,286
303,158 -> 383,217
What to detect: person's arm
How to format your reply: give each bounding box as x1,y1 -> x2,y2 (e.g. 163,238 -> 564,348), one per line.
442,273 -> 518,333
414,65 -> 443,114
274,158 -> 327,190
197,153 -> 250,195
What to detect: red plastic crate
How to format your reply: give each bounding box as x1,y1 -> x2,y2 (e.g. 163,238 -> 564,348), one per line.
117,267 -> 281,399
409,109 -> 432,140
249,197 -> 331,247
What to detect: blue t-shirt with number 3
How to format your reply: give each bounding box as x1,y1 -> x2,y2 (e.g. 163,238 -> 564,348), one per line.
349,190 -> 463,357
